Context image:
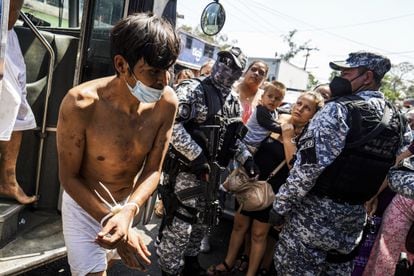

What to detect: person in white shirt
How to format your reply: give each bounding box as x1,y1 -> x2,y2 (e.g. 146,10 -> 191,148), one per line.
0,0 -> 37,204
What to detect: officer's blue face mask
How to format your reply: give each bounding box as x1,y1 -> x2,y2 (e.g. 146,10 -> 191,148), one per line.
125,71 -> 164,103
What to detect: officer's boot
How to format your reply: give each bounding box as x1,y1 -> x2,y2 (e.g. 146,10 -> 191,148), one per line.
161,270 -> 178,276
182,255 -> 207,276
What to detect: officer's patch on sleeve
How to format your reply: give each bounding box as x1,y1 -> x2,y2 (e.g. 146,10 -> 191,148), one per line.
178,103 -> 191,121
299,136 -> 317,164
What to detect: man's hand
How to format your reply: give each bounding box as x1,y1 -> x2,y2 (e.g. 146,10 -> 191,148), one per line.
281,123 -> 295,141
268,208 -> 285,229
190,153 -> 210,177
117,228 -> 151,271
364,197 -> 378,216
96,207 -> 135,249
243,157 -> 260,178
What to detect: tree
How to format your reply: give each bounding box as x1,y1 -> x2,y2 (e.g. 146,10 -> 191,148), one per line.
406,81 -> 414,99
178,24 -> 235,49
307,73 -> 319,90
179,24 -> 192,33
382,62 -> 414,103
329,70 -> 339,81
382,74 -> 401,103
279,30 -> 310,62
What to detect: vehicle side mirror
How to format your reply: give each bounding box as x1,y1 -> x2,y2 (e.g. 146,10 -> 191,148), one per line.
200,1 -> 226,36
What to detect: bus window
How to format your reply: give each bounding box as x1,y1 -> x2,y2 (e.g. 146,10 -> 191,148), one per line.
94,0 -> 124,26
22,0 -> 84,28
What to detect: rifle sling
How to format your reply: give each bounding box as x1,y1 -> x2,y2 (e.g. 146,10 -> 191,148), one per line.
174,210 -> 198,224
176,185 -> 206,202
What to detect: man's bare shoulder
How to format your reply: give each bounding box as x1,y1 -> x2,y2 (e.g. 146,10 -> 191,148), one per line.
158,85 -> 178,112
162,85 -> 178,103
62,76 -> 114,112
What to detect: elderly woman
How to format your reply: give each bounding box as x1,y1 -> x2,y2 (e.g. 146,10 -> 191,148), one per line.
208,91 -> 324,276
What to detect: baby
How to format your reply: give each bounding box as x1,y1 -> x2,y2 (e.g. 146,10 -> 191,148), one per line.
243,81 -> 285,153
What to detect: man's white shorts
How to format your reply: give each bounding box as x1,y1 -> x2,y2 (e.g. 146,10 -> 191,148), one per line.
62,192 -> 118,276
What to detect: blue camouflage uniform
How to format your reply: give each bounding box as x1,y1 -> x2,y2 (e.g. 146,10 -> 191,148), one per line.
389,157 -> 414,199
272,89 -> 411,275
158,48 -> 251,275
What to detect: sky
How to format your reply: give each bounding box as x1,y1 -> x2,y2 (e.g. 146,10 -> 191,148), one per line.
176,0 -> 414,83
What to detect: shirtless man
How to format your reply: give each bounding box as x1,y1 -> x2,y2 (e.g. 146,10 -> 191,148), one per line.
56,13 -> 180,275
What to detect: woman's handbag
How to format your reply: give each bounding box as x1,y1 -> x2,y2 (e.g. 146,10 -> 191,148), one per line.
223,160 -> 286,212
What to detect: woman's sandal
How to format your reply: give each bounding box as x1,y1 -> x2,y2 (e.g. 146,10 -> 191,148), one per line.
234,254 -> 249,272
207,261 -> 232,275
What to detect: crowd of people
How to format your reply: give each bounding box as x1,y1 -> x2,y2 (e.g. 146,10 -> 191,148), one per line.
2,10 -> 414,276
155,43 -> 411,276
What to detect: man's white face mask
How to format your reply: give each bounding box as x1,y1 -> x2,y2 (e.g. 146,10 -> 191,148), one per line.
126,71 -> 164,103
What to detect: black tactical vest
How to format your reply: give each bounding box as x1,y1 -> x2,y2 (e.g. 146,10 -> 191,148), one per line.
310,95 -> 404,204
182,77 -> 246,167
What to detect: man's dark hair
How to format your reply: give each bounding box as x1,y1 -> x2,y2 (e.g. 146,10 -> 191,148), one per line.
110,13 -> 180,74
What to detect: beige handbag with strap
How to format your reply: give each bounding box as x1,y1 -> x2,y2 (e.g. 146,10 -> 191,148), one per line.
223,160 -> 286,212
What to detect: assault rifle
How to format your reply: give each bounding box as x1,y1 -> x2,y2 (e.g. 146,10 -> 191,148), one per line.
200,115 -> 224,227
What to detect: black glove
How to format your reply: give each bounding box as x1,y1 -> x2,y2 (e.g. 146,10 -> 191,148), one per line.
190,153 -> 210,177
268,208 -> 285,227
243,157 -> 260,178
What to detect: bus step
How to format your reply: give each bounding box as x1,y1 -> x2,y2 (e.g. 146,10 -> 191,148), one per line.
0,200 -> 24,248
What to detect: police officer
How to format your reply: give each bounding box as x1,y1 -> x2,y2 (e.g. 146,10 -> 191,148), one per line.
269,51 -> 411,275
158,47 -> 258,276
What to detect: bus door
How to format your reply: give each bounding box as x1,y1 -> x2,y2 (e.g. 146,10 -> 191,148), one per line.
15,0 -> 133,211
0,1 -> 179,274
79,0 -> 177,83
0,0 -> 123,274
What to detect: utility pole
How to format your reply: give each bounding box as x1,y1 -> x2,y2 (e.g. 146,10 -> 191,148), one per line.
303,47 -> 319,71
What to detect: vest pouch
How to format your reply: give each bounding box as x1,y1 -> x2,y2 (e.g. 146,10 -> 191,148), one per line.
217,119 -> 246,167
161,182 -> 179,226
312,96 -> 403,205
164,147 -> 190,174
314,151 -> 393,204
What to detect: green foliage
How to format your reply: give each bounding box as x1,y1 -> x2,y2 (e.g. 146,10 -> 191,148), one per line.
405,82 -> 414,98
307,73 -> 319,90
329,70 -> 339,81
382,74 -> 400,103
279,30 -> 310,62
194,26 -> 216,44
178,24 -> 235,49
381,62 -> 414,103
179,24 -> 193,33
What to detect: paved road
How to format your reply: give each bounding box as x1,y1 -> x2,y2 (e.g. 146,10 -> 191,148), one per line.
23,216 -> 245,276
109,217 -> 242,276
